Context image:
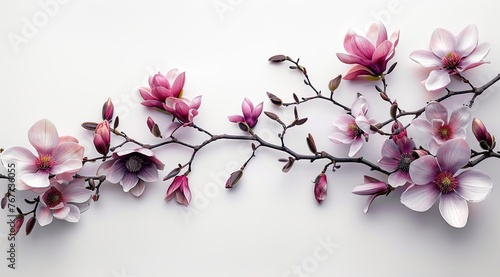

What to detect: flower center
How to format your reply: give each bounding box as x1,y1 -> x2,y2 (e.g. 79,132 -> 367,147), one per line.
438,124 -> 453,141
347,122 -> 363,139
45,187 -> 63,208
435,171 -> 458,194
441,52 -> 461,69
125,156 -> 143,173
36,155 -> 52,171
397,153 -> 414,173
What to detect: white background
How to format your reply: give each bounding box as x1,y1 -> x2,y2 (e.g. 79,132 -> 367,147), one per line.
1,0 -> 500,276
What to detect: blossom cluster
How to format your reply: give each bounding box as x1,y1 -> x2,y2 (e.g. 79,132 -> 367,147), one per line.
0,22 -> 498,237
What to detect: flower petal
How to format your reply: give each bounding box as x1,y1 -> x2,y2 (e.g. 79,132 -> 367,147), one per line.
120,172 -> 139,192
138,164 -> 159,183
104,160 -> 126,184
455,24 -> 478,57
64,180 -> 92,203
64,204 -> 81,223
130,180 -> 145,197
388,170 -> 411,187
460,42 -> 490,69
21,171 -> 50,189
411,118 -> 432,134
329,132 -> 353,144
401,184 -> 440,212
28,119 -> 59,155
425,102 -> 448,123
409,155 -> 439,185
0,146 -> 37,166
381,139 -> 400,160
351,36 -> 375,60
228,115 -> 244,123
348,137 -> 364,157
409,50 -> 442,67
36,206 -> 53,226
170,72 -> 185,97
455,169 -> 493,202
425,69 -> 451,91
436,139 -> 470,173
364,194 -> 379,213
333,114 -> 354,131
448,106 -> 471,134
430,28 -> 456,58
343,66 -> 374,80
52,206 -> 70,220
439,193 -> 468,228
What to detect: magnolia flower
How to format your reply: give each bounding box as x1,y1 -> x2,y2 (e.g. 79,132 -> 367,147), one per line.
97,148 -> 165,197
329,95 -> 376,157
378,137 -> 416,187
410,24 -> 490,91
0,119 -> 84,191
472,118 -> 495,150
36,179 -> 93,226
165,175 -> 191,206
337,22 -> 399,80
140,69 -> 186,110
93,120 -> 111,155
391,121 -> 407,142
228,98 -> 264,129
401,139 -> 492,228
314,173 -> 327,203
352,176 -> 390,213
163,96 -> 202,126
412,102 -> 471,154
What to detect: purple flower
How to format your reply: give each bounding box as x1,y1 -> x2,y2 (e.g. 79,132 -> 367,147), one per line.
410,25 -> 490,91
412,102 -> 471,154
314,173 -> 327,203
140,69 -> 186,111
228,98 -> 264,129
0,119 -> 84,191
378,137 -> 416,187
165,175 -> 191,206
36,179 -> 93,226
337,22 -> 399,80
329,95 -> 376,157
97,148 -> 165,197
352,176 -> 390,213
401,139 -> 492,228
163,96 -> 202,126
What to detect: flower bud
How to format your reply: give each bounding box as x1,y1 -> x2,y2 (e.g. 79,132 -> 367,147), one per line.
390,101 -> 398,120
102,98 -> 114,121
472,118 -> 495,150
13,213 -> 24,236
1,193 -> 7,209
266,92 -> 283,106
25,217 -> 36,236
314,173 -> 327,203
147,117 -> 162,138
391,121 -> 407,142
268,54 -> 288,63
306,133 -> 317,154
93,120 -> 111,155
81,122 -> 98,131
225,170 -> 244,189
328,75 -> 342,92
92,194 -> 100,202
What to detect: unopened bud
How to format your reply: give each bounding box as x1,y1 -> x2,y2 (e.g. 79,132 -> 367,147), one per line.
472,118 -> 495,150
268,54 -> 288,62
13,213 -> 24,236
390,101 -> 398,120
266,92 -> 283,106
380,92 -> 390,102
81,122 -> 98,131
226,170 -> 244,189
102,98 -> 114,121
25,217 -> 36,236
147,117 -> 162,138
314,173 -> 327,203
92,194 -> 100,202
306,133 -> 317,154
282,157 -> 295,173
328,75 -> 342,92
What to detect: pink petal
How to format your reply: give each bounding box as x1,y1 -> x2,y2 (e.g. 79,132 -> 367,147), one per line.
242,98 -> 252,119
21,171 -> 50,189
64,180 -> 92,203
352,182 -> 386,195
439,193 -> 468,228
36,206 -> 53,226
348,137 -> 364,157
104,160 -> 126,184
460,42 -> 490,69
58,136 -> 78,144
425,101 -> 448,124
409,50 -> 442,67
28,119 -> 59,155
355,116 -> 371,134
388,170 -> 411,187
170,72 -> 185,97
52,206 -> 70,220
252,102 -> 264,118
64,204 -> 81,222
430,28 -> 456,58
455,169 -> 493,202
120,172 -> 139,192
372,41 -> 392,65
165,69 -> 179,83
351,36 -> 375,60
178,184 -> 192,206
409,155 -> 439,185
138,164 -> 159,183
436,139 -> 470,173
412,118 -> 432,134
343,29 -> 357,54
329,132 -> 353,144
378,156 -> 398,172
51,143 -> 84,174
190,96 -> 202,110
448,106 -> 471,133
381,139 -> 400,160
130,180 -> 145,197
364,194 -> 378,213
400,184 -> 440,212
141,100 -> 163,108
0,146 -> 37,165
455,24 -> 478,57
343,66 -> 374,80
336,53 -> 371,67
139,88 -> 155,100
166,179 -> 182,199
332,114 -> 354,131
425,69 -> 451,91
351,95 -> 368,117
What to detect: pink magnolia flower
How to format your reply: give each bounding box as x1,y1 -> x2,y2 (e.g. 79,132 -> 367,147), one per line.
352,176 -> 390,213
36,179 -> 93,226
163,96 -> 202,126
410,24 -> 490,91
93,120 -> 111,155
337,22 -> 399,80
314,173 -> 327,203
329,95 -> 376,157
412,102 -> 471,153
228,98 -> 264,129
140,69 -> 186,110
97,148 -> 165,197
0,119 -> 84,191
401,139 -> 492,228
165,175 -> 191,206
378,137 -> 416,187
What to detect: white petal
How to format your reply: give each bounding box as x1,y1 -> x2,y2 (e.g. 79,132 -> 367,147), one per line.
355,116 -> 371,134
52,206 -> 70,220
28,119 -> 59,155
436,139 -> 470,173
412,118 -> 432,134
0,146 -> 37,165
409,50 -> 442,67
460,42 -> 490,68
409,155 -> 439,185
439,193 -> 468,228
348,137 -> 364,157
130,180 -> 146,197
329,132 -> 353,144
401,184 -> 440,212
333,114 -> 355,131
448,106 -> 471,134
36,206 -> 53,226
388,170 -> 411,187
120,172 -> 139,192
430,28 -> 456,58
21,171 -> 50,189
455,24 -> 478,57
425,102 -> 448,122
64,204 -> 81,223
455,169 -> 493,202
425,70 -> 451,91
138,164 -> 159,183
